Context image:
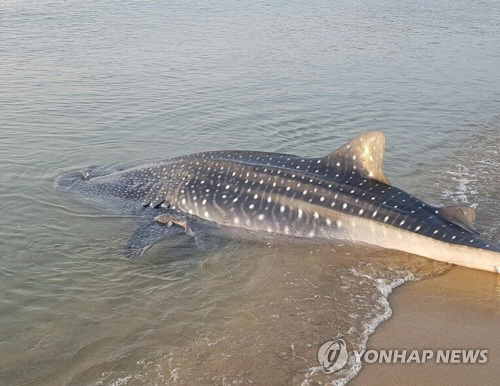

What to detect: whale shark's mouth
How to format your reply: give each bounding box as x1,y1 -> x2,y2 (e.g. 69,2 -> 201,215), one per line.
55,170 -> 89,190
56,164 -> 127,189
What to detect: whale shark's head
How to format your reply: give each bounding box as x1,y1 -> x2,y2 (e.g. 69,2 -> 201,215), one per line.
57,165 -> 157,203
56,160 -> 182,212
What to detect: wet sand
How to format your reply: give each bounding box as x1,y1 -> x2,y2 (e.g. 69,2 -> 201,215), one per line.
352,266 -> 500,385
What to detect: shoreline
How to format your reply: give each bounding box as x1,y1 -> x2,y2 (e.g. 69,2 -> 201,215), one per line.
351,266 -> 500,385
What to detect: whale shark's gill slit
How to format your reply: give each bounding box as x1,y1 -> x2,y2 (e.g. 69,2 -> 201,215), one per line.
142,199 -> 167,209
153,199 -> 166,209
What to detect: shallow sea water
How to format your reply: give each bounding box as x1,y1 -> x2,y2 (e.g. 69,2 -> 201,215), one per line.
1,0 -> 499,384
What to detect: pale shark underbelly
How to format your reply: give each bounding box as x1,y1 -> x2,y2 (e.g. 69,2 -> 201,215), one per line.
171,194 -> 500,273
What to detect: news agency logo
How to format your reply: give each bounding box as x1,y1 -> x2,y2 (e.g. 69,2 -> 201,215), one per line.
317,339 -> 349,373
318,338 -> 489,374
354,348 -> 489,364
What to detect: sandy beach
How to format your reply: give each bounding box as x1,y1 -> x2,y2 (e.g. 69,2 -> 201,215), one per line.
352,266 -> 500,385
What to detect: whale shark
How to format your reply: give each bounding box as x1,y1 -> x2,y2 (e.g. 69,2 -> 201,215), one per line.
57,131 -> 500,272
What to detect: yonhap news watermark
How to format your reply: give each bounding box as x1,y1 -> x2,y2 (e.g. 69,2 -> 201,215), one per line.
318,338 -> 488,374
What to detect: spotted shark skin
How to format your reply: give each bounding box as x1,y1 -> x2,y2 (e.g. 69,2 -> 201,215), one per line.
57,131 -> 500,272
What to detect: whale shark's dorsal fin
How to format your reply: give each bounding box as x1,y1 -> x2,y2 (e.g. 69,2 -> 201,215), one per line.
440,205 -> 479,234
322,131 -> 390,185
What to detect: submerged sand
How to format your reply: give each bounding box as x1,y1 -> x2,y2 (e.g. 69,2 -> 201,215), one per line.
352,266 -> 500,385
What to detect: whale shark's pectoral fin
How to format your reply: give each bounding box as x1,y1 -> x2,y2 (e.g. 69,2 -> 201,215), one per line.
439,205 -> 479,235
124,213 -> 210,260
155,212 -> 189,229
124,222 -> 184,260
321,131 -> 390,185
154,213 -> 208,249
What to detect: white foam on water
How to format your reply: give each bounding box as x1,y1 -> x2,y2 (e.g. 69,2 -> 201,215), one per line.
301,269 -> 418,386
98,373 -> 143,386
442,165 -> 478,205
439,128 -> 500,239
